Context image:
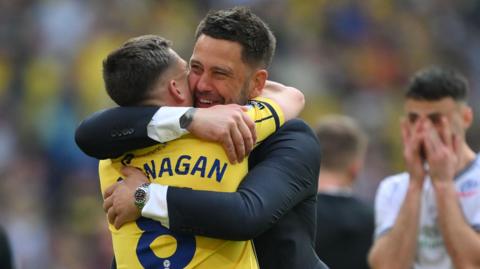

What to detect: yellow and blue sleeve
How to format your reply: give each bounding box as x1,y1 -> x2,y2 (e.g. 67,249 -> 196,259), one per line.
246,96 -> 285,145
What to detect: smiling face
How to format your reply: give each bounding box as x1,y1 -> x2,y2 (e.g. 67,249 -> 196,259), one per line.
188,35 -> 259,108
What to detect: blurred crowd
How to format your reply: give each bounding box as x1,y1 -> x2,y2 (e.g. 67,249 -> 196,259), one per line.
0,0 -> 479,268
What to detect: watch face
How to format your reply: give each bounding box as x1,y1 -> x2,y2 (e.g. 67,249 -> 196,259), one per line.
135,188 -> 146,203
134,183 -> 150,209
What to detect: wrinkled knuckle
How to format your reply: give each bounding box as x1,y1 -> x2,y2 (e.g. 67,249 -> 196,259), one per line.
221,138 -> 231,147
221,132 -> 230,140
233,112 -> 242,120
217,129 -> 227,138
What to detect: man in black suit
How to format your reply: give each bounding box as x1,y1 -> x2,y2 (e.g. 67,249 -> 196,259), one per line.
76,7 -> 326,269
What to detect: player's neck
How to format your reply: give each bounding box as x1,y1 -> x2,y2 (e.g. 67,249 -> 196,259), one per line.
318,170 -> 353,194
137,98 -> 167,107
457,144 -> 477,173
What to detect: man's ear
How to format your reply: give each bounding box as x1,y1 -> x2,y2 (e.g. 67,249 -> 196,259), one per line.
249,69 -> 268,99
462,105 -> 473,129
168,80 -> 186,104
347,158 -> 363,181
347,161 -> 359,180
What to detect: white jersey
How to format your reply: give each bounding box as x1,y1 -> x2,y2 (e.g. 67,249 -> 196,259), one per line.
374,154 -> 480,269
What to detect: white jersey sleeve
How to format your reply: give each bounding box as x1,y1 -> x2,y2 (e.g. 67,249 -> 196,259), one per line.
374,173 -> 410,238
469,193 -> 480,231
147,107 -> 191,142
456,156 -> 480,231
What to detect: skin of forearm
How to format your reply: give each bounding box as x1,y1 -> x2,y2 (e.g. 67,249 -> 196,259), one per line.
262,81 -> 304,120
369,183 -> 423,269
434,182 -> 480,268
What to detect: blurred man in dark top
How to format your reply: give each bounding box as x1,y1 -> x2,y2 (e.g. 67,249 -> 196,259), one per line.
0,226 -> 13,269
315,115 -> 374,269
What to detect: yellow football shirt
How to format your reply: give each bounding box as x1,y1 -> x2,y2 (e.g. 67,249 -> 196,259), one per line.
99,97 -> 284,269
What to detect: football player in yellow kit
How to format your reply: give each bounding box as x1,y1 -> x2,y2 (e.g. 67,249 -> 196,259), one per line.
97,35 -> 303,269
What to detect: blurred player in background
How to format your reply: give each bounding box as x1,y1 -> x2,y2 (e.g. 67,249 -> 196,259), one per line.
368,66 -> 480,269
0,226 -> 13,269
314,115 -> 374,269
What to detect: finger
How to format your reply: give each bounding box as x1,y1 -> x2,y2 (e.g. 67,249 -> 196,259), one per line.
121,167 -> 148,181
117,214 -> 129,229
103,184 -> 117,199
439,117 -> 452,149
121,166 -> 142,177
241,111 -> 256,145
423,121 -> 439,158
107,206 -> 116,225
403,117 -> 424,149
423,131 -> 438,163
414,117 -> 425,133
103,196 -> 113,212
114,216 -> 122,230
409,119 -> 424,149
229,121 -> 245,162
237,115 -> 254,158
410,128 -> 424,155
222,133 -> 237,164
425,120 -> 441,145
401,118 -> 418,159
400,118 -> 410,145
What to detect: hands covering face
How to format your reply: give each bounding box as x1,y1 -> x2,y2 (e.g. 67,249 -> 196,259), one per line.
401,116 -> 460,186
422,117 -> 459,184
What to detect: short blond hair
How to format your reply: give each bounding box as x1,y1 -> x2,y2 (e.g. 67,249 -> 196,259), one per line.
315,115 -> 368,171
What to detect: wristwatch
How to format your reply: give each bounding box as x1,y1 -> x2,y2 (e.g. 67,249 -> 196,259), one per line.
179,107 -> 197,129
134,183 -> 150,210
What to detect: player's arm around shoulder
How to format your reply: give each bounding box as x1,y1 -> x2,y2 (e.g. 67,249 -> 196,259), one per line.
187,104 -> 256,164
187,81 -> 304,163
247,80 -> 304,143
260,80 -> 305,121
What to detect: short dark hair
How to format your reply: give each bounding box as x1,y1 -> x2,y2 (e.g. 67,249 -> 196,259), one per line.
315,115 -> 368,171
195,6 -> 276,69
103,35 -> 175,106
406,66 -> 468,102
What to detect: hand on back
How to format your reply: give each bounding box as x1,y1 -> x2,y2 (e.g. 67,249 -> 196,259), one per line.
103,167 -> 149,229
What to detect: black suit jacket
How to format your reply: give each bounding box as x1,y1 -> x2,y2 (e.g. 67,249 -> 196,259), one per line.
75,106 -> 159,159
75,107 -> 327,269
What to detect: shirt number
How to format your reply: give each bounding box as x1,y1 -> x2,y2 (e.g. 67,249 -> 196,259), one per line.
136,217 -> 196,268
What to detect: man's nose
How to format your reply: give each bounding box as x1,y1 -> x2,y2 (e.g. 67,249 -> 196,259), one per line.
196,73 -> 213,92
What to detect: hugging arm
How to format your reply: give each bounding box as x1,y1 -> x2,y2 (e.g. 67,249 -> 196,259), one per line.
75,81 -> 304,161
75,106 -> 160,159
166,119 -> 320,240
262,80 -> 304,121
